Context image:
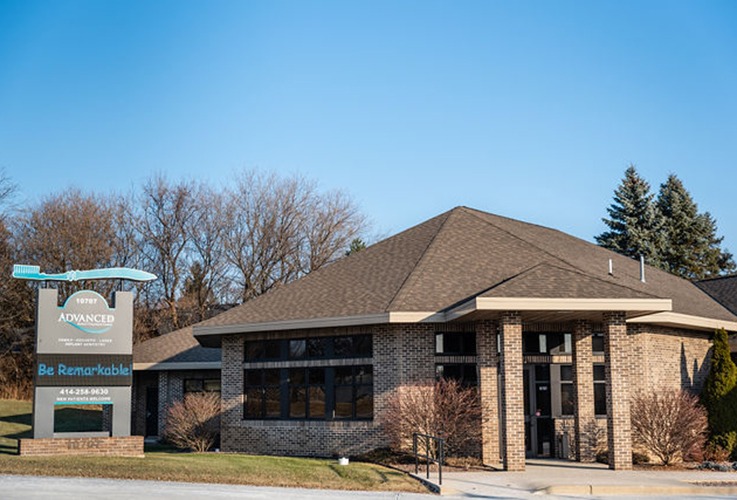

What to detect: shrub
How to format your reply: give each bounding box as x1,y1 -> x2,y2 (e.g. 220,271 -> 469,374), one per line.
702,329 -> 737,436
630,388 -> 708,465
703,432 -> 737,462
383,378 -> 481,458
164,392 -> 221,452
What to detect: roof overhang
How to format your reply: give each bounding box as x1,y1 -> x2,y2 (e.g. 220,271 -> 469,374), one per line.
133,361 -> 222,371
445,297 -> 673,322
193,312 -> 444,347
627,312 -> 737,333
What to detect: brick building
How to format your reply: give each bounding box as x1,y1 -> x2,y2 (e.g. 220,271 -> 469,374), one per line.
132,326 -> 221,438
171,206 -> 733,471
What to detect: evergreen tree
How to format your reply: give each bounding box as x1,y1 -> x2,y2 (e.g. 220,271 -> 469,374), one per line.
702,329 -> 737,451
345,237 -> 367,256
595,165 -> 662,265
656,175 -> 735,279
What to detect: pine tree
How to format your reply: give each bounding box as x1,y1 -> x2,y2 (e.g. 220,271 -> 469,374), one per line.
596,165 -> 662,265
345,237 -> 367,256
656,175 -> 735,279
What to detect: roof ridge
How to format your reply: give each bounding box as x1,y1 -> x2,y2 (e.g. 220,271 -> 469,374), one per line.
462,208 -> 575,268
385,208 -> 457,311
463,207 -> 675,299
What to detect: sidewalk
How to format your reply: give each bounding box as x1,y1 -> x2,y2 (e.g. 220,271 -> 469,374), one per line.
416,459 -> 737,497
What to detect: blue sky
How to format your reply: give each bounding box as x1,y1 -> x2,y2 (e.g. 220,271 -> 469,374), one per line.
1,0 -> 736,252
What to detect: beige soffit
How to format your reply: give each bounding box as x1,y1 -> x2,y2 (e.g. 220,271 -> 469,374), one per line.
133,362 -> 222,371
193,311 -> 444,337
446,297 -> 673,321
627,312 -> 737,333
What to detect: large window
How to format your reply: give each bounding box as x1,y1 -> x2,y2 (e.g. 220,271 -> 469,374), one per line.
334,365 -> 373,419
523,332 -> 572,354
556,364 -> 606,417
289,367 -> 326,419
184,378 -> 221,394
245,334 -> 372,362
244,365 -> 373,421
244,368 -> 281,419
435,364 -> 478,386
435,331 -> 476,355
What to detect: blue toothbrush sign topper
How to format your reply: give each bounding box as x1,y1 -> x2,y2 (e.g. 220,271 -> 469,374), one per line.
12,265 -> 156,282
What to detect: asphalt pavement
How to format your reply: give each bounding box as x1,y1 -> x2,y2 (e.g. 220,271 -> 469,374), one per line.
3,459 -> 737,499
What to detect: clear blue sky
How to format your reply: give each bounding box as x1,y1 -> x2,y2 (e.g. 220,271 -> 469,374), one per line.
1,0 -> 736,253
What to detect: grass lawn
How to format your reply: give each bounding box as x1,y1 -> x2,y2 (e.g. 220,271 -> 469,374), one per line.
0,399 -> 426,493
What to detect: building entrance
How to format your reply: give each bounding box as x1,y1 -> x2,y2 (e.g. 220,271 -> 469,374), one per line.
524,364 -> 554,458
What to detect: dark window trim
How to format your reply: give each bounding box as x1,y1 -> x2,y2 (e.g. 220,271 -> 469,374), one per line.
244,334 -> 372,362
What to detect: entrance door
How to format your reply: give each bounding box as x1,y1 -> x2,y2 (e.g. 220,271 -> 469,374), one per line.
524,364 -> 554,458
145,387 -> 159,437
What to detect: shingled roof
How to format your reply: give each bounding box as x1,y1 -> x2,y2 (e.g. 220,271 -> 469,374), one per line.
696,275 -> 737,317
133,326 -> 221,369
194,207 -> 737,346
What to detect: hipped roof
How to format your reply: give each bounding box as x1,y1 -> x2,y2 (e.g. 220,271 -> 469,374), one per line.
195,207 -> 737,346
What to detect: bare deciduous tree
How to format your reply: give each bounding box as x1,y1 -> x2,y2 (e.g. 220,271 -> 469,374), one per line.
222,170 -> 366,302
134,175 -> 199,331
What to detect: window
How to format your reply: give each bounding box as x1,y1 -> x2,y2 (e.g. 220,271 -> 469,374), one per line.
435,332 -> 476,355
245,335 -> 372,362
244,368 -> 281,419
334,365 -> 373,420
288,368 -> 326,419
592,333 -> 604,353
435,364 -> 478,386
523,332 -> 572,354
243,365 -> 373,421
184,378 -> 221,394
244,339 -> 282,361
594,364 -> 606,415
560,365 -> 574,416
554,364 -> 607,417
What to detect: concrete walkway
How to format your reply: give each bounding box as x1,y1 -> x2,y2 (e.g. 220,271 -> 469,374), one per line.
424,459 -> 737,498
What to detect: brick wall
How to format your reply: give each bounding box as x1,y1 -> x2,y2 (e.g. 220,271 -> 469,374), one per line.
18,436 -> 144,457
220,323 -> 437,456
628,324 -> 711,394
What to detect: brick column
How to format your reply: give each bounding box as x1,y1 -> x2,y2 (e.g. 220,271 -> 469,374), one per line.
603,312 -> 632,470
156,371 -> 168,437
476,320 -> 500,468
500,312 -> 525,471
572,320 -> 595,462
221,335 -> 245,452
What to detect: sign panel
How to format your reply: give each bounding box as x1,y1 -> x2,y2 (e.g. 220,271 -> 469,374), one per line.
35,354 -> 133,386
31,287 -> 136,438
36,289 -> 132,355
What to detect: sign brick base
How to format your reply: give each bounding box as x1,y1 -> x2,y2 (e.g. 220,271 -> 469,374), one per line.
17,436 -> 144,457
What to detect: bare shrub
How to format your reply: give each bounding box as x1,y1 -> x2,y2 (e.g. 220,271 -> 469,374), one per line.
631,388 -> 708,465
383,379 -> 481,457
580,419 -> 607,461
164,392 -> 221,452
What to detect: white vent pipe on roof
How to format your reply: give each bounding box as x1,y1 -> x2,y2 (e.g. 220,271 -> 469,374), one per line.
608,259 -> 613,276
640,255 -> 646,283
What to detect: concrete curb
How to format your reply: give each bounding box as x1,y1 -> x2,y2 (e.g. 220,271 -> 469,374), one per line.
540,484 -> 737,496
